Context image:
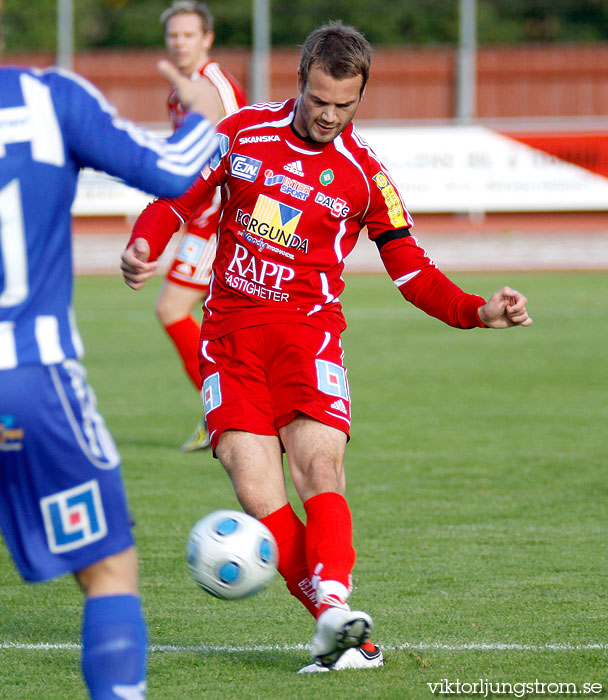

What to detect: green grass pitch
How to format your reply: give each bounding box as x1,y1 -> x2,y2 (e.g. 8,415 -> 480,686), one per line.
1,272 -> 606,699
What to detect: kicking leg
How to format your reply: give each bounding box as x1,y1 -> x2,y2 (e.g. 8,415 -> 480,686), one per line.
76,547 -> 147,700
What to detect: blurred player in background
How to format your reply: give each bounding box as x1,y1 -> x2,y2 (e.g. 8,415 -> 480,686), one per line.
0,65 -> 217,700
122,22 -> 532,673
157,1 -> 247,452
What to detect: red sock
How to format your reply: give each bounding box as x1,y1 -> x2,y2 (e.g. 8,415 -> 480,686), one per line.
260,504 -> 318,618
303,492 -> 356,607
164,316 -> 202,390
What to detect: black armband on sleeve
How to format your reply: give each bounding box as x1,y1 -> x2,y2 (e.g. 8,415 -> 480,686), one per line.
374,228 -> 411,251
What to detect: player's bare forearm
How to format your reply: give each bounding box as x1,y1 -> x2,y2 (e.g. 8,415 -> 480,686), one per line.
478,287 -> 533,328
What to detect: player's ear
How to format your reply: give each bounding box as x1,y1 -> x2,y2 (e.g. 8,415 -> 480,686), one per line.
297,69 -> 304,94
203,30 -> 215,52
359,73 -> 367,101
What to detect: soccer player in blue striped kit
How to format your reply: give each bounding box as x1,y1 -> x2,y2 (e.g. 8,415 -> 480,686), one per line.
0,64 -> 218,699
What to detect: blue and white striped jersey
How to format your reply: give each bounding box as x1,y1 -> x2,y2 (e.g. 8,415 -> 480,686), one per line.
0,66 -> 217,369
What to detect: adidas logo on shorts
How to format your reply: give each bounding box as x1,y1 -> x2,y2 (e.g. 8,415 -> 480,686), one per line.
330,399 -> 348,414
176,262 -> 193,275
284,160 -> 304,177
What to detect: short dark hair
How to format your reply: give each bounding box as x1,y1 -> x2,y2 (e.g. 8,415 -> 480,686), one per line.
160,1 -> 214,33
299,21 -> 372,93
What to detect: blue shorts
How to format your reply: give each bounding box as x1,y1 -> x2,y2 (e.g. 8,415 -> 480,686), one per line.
0,360 -> 134,582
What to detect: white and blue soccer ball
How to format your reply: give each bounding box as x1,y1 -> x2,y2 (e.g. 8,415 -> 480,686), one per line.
186,510 -> 277,600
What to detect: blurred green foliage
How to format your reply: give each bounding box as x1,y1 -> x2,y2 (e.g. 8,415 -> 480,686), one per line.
2,0 -> 608,52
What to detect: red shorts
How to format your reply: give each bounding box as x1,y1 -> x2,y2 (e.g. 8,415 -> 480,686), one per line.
165,189 -> 221,291
166,230 -> 216,290
200,324 -> 351,449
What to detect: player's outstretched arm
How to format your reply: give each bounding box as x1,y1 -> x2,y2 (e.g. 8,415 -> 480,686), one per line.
478,287 -> 533,328
120,238 -> 158,290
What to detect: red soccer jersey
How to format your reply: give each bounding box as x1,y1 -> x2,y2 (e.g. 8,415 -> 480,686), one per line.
167,60 -> 247,236
132,98 -> 485,338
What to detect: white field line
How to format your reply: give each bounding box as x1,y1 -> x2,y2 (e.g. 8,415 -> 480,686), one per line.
1,641 -> 606,653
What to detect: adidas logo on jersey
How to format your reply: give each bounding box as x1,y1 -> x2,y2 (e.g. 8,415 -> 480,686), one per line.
284,160 -> 304,177
330,399 -> 348,414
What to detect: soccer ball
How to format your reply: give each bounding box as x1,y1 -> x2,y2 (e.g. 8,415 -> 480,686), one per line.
186,510 -> 278,600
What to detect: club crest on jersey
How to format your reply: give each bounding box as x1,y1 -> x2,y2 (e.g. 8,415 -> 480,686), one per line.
236,194 -> 309,253
231,154 -> 262,182
0,414 -> 25,451
372,171 -> 408,227
319,169 -> 334,186
314,192 -> 350,218
263,169 -> 313,201
40,480 -> 107,553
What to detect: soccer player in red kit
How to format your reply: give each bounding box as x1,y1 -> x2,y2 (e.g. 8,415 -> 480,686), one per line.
158,1 -> 247,451
122,22 -> 532,672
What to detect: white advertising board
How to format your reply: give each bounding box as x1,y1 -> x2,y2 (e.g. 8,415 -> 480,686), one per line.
357,125 -> 608,212
71,125 -> 608,216
72,169 -> 154,216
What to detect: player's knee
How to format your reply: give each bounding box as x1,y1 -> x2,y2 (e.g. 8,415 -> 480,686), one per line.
294,456 -> 345,498
155,291 -> 200,327
155,293 -> 174,325
231,479 -> 283,519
